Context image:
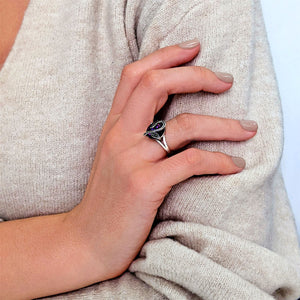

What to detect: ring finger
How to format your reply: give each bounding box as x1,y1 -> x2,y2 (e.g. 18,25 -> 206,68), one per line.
140,114 -> 258,160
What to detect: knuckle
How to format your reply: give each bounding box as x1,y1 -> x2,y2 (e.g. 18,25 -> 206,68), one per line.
121,64 -> 139,81
213,152 -> 230,172
213,151 -> 226,162
220,121 -> 233,140
126,171 -> 145,194
214,151 -> 225,159
175,113 -> 193,134
140,70 -> 163,89
184,148 -> 201,166
192,66 -> 209,80
154,47 -> 170,64
101,130 -> 120,157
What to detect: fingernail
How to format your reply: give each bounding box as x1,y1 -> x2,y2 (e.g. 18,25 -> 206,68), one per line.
178,38 -> 200,49
231,156 -> 246,169
214,72 -> 234,83
240,120 -> 258,132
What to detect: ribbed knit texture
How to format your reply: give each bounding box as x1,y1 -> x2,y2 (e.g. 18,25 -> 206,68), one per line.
0,0 -> 299,299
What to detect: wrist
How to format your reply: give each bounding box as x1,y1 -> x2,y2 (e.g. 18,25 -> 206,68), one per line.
63,207 -> 113,283
66,202 -> 133,281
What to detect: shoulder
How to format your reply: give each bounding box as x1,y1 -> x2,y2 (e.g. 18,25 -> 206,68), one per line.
124,0 -> 204,59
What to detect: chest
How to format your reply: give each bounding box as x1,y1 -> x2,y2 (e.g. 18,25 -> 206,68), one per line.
0,0 -> 133,220
0,0 -> 30,69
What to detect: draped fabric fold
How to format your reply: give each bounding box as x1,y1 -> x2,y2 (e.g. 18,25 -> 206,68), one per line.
1,0 -> 299,298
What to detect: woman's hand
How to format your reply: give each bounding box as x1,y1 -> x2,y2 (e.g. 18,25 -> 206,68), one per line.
69,39 -> 258,281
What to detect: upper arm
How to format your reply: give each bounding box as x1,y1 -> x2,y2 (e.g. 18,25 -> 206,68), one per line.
125,0 -> 300,298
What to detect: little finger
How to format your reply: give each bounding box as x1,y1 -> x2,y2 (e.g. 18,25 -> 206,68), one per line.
150,149 -> 245,190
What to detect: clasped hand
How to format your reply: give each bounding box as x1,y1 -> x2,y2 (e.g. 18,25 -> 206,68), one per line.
68,39 -> 257,281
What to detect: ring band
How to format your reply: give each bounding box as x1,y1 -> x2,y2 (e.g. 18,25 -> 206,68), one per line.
144,120 -> 170,153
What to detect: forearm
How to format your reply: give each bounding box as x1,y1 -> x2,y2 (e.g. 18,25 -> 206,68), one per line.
0,211 -> 106,299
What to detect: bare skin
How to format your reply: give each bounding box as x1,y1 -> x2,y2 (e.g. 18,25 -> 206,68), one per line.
0,0 -> 30,69
0,4 -> 258,299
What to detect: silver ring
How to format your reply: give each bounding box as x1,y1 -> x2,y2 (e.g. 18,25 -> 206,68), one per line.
144,120 -> 170,153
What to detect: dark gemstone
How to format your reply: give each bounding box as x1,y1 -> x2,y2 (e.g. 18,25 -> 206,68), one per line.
144,120 -> 165,140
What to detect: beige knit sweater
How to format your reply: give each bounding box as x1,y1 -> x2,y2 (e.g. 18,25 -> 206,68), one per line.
0,0 -> 299,299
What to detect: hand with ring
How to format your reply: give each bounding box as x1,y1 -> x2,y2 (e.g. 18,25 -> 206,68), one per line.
68,39 -> 258,282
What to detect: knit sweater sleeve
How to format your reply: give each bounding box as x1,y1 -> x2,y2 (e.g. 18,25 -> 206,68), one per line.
127,0 -> 300,299
48,0 -> 300,299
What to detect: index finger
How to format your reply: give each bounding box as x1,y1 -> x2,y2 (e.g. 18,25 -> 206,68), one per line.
110,39 -> 201,116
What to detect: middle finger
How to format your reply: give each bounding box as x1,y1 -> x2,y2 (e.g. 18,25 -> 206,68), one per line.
119,66 -> 233,132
